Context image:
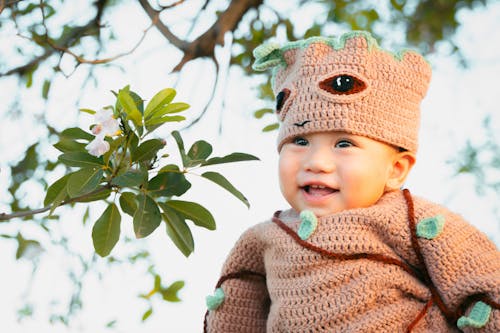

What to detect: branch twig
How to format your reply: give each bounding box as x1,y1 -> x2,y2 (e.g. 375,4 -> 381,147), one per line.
0,186 -> 112,222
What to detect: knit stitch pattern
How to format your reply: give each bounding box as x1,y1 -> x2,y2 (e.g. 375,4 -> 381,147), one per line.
205,190 -> 500,332
253,32 -> 432,152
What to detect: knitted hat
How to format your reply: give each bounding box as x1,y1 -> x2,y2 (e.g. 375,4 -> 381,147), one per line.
252,31 -> 432,152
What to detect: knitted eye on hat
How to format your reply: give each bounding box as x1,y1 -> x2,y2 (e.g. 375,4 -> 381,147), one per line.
252,31 -> 432,152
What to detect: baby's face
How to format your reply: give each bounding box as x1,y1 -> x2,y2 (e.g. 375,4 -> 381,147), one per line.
278,131 -> 400,217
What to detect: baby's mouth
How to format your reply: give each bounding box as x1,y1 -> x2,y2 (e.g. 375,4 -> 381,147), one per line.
302,185 -> 337,196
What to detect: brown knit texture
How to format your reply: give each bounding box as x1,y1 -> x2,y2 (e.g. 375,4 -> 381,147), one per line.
205,190 -> 500,332
270,33 -> 432,152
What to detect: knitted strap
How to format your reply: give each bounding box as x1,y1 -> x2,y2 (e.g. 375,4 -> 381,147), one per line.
203,270 -> 266,333
402,189 -> 455,322
403,189 -> 500,329
272,211 -> 423,279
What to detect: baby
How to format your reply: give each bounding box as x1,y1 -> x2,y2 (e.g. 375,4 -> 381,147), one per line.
204,31 -> 499,332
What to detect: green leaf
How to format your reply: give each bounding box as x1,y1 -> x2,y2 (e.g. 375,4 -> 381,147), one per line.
42,80 -> 51,99
15,233 -> 43,260
144,88 -> 176,118
75,187 -> 112,203
148,171 -> 191,197
142,308 -> 153,322
161,280 -> 184,302
58,152 -> 105,168
161,208 -> 194,257
53,138 -> 87,153
119,192 -> 137,217
187,140 -> 212,167
145,115 -> 186,126
67,167 -> 104,198
147,102 -> 189,119
131,139 -> 165,162
111,169 -> 147,187
92,203 -> 121,257
133,194 -> 161,238
262,123 -> 279,132
201,171 -> 249,208
79,108 -> 96,115
201,152 -> 259,166
60,127 -> 94,141
163,200 -> 215,230
44,174 -> 70,206
171,130 -> 188,168
118,89 -> 142,126
254,108 -> 274,119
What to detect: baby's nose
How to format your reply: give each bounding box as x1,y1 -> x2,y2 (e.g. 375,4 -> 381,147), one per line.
304,147 -> 335,173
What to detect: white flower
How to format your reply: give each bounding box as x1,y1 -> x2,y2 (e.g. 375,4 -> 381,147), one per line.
86,135 -> 110,157
92,108 -> 121,137
86,109 -> 121,157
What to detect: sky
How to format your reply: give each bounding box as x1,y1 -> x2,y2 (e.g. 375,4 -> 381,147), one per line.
1,1 -> 500,332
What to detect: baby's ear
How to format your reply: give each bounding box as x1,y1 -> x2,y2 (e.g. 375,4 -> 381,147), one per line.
385,151 -> 416,191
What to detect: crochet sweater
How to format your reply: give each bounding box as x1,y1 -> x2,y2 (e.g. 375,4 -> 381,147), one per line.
205,190 -> 500,332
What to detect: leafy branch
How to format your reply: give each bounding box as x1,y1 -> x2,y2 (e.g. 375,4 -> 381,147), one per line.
1,86 -> 259,260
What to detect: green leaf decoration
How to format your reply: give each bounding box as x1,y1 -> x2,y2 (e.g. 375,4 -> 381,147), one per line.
416,215 -> 445,240
201,171 -> 249,207
171,130 -> 188,168
67,167 -> 104,198
53,138 -> 87,153
118,89 -> 142,126
131,139 -> 165,162
133,194 -> 161,238
44,174 -> 70,206
457,301 -> 492,329
119,192 -> 137,217
60,127 -> 94,141
148,171 -> 191,197
206,287 -> 225,311
161,208 -> 194,257
163,200 -> 216,230
187,140 -> 213,167
201,152 -> 260,166
111,169 -> 147,187
144,88 -> 176,118
161,280 -> 184,302
92,203 -> 121,257
58,152 -> 105,168
147,102 -> 189,119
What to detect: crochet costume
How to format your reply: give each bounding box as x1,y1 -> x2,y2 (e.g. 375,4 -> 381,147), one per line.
204,32 -> 500,332
205,190 -> 500,332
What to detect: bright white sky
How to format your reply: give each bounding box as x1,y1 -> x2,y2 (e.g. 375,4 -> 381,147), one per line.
1,1 -> 500,332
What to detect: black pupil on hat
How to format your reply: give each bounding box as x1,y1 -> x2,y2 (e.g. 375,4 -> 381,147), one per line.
319,74 -> 366,95
332,75 -> 354,92
276,88 -> 290,112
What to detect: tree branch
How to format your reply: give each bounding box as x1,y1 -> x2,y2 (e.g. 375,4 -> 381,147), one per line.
138,0 -> 263,72
0,0 -> 106,77
0,185 -> 112,222
137,0 -> 188,50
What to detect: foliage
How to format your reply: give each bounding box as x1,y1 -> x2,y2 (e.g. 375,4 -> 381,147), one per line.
4,85 -> 258,258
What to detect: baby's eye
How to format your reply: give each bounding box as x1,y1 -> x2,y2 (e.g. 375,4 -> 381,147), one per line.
292,137 -> 308,146
335,140 -> 353,148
